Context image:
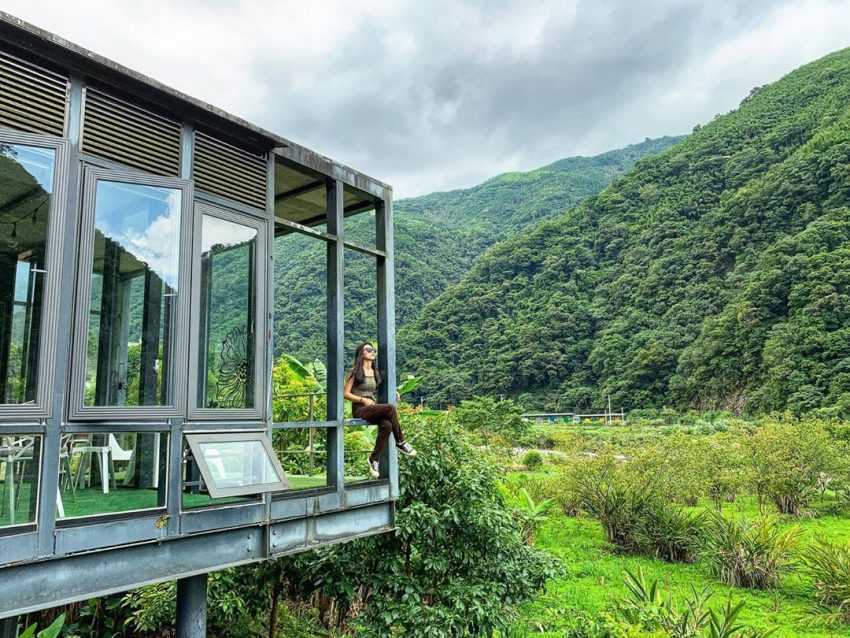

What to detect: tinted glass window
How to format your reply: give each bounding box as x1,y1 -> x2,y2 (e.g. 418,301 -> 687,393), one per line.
0,144 -> 55,405
84,181 -> 182,407
197,215 -> 257,409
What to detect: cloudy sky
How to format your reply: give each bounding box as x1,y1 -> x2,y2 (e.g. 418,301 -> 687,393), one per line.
5,1 -> 850,197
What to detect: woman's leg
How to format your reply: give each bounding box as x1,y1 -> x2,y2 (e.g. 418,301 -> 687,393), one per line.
370,419 -> 394,463
353,403 -> 406,459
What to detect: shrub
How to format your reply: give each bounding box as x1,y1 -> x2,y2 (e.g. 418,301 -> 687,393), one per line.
746,419 -> 842,515
454,396 -> 530,442
616,568 -> 775,638
633,501 -> 706,563
630,432 -> 709,506
564,451 -> 668,552
801,540 -> 850,624
274,414 -> 560,637
522,449 -> 544,470
701,513 -> 801,588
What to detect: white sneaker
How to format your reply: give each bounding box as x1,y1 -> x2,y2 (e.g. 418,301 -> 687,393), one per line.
367,458 -> 380,479
397,441 -> 417,457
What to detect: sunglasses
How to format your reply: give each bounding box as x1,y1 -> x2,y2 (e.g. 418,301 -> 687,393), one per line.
363,346 -> 375,353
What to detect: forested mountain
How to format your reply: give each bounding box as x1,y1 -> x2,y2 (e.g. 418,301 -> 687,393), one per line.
273,137 -> 681,363
400,48 -> 850,416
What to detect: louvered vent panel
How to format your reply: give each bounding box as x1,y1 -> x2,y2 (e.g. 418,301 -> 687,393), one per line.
82,89 -> 181,176
194,131 -> 267,209
0,50 -> 67,136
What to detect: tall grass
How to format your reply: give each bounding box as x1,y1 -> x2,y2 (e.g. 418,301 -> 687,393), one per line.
801,540 -> 850,624
701,513 -> 800,589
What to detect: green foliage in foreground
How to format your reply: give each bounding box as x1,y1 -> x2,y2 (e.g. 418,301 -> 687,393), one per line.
402,46 -> 850,416
801,540 -> 850,625
274,415 -> 560,637
503,416 -> 850,637
508,502 -> 848,638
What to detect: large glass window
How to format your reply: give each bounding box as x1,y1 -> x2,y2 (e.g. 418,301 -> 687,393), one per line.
81,177 -> 184,408
0,434 -> 41,528
0,143 -> 55,406
55,432 -> 168,520
195,212 -> 259,411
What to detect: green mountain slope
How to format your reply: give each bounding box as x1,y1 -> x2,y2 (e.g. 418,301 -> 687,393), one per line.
273,137 -> 682,362
400,48 -> 850,416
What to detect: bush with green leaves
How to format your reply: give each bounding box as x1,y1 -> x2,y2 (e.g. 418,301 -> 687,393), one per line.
273,414 -> 560,637
565,451 -> 656,552
701,513 -> 800,589
453,396 -> 530,442
632,501 -> 706,563
521,449 -> 544,470
801,539 -> 850,624
122,570 -> 262,636
745,418 -> 844,515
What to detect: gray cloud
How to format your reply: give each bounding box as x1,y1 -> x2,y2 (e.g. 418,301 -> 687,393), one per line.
5,0 -> 850,196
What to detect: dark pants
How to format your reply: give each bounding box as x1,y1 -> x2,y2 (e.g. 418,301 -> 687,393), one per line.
352,403 -> 405,463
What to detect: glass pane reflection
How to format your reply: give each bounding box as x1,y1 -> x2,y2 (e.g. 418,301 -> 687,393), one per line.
85,180 -> 182,407
197,215 -> 257,409
0,143 -> 55,405
197,439 -> 280,489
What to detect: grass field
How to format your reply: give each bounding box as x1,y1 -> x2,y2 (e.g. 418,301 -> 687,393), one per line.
505,467 -> 850,637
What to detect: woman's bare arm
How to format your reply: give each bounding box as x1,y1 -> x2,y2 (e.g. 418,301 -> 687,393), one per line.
344,374 -> 374,405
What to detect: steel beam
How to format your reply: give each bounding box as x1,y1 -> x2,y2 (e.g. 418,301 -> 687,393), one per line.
376,198 -> 399,494
326,180 -> 345,495
0,502 -> 393,618
176,574 -> 208,638
0,616 -> 17,638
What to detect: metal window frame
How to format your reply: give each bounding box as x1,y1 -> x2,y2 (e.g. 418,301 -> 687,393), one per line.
184,431 -> 286,498
0,129 -> 69,421
187,201 -> 267,420
68,166 -> 194,420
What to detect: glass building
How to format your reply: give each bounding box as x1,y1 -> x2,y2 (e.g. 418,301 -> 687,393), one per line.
0,12 -> 398,636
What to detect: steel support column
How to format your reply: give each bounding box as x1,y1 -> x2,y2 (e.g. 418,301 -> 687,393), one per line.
0,616 -> 17,638
176,573 -> 208,638
326,179 -> 345,494
376,196 -> 398,493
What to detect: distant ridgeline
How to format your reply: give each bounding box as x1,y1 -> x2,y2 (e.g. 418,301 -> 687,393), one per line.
272,136 -> 681,363
401,47 -> 850,416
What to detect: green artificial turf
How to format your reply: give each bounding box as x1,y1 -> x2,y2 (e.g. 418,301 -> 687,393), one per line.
1,473 -> 336,525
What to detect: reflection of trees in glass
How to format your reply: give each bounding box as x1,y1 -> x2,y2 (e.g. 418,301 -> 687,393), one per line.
198,218 -> 256,409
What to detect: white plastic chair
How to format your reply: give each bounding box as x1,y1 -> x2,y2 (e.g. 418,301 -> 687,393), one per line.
71,434 -> 132,495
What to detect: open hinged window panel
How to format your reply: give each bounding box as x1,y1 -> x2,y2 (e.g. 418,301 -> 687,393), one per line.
185,432 -> 287,498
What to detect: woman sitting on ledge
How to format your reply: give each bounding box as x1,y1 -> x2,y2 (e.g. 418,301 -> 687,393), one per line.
344,342 -> 416,478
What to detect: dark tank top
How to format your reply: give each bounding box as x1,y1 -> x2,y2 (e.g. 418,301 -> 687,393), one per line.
351,372 -> 378,400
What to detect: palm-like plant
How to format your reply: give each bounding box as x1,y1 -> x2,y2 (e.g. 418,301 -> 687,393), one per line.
801,539 -> 850,624
513,487 -> 553,544
701,513 -> 801,589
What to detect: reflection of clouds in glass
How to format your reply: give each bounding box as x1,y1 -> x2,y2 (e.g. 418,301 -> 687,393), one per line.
96,182 -> 182,288
202,215 -> 257,255
5,145 -> 55,192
